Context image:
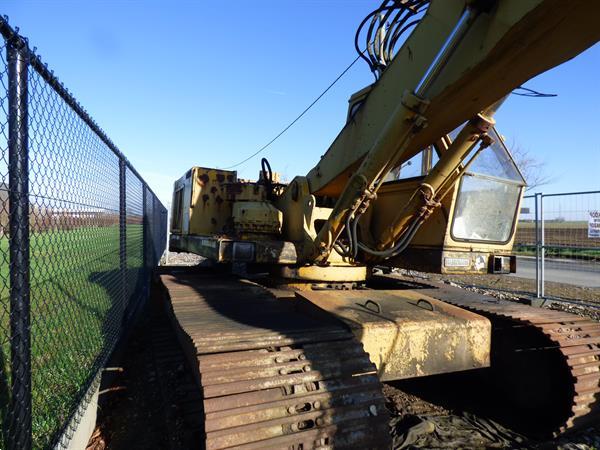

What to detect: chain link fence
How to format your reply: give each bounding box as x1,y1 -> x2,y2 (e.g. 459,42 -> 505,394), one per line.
0,18 -> 167,449
514,190 -> 600,300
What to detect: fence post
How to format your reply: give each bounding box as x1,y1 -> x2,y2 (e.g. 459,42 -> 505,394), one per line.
151,196 -> 156,265
534,193 -> 540,298
164,206 -> 169,265
119,159 -> 127,319
142,186 -> 148,294
540,193 -> 545,298
7,36 -> 31,450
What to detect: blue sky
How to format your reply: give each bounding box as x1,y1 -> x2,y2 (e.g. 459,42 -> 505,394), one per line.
4,1 -> 599,206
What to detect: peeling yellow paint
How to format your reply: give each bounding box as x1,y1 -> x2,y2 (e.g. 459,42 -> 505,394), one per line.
297,289 -> 491,381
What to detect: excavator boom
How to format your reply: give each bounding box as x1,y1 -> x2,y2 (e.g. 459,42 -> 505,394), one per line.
307,0 -> 600,262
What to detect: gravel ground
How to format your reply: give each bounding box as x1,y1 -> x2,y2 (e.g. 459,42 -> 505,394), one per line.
87,282 -> 198,450
418,271 -> 600,304
386,393 -> 600,450
385,367 -> 600,449
161,251 -> 204,266
395,269 -> 600,322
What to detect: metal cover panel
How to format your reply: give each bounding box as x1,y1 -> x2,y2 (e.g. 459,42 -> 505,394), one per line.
296,289 -> 491,381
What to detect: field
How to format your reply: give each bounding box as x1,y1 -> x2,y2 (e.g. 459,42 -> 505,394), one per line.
0,224 -> 144,449
515,221 -> 600,261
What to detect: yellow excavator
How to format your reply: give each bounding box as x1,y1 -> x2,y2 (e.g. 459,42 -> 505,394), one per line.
165,1 -> 600,448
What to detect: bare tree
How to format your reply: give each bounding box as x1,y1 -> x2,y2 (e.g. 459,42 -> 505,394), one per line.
507,139 -> 553,192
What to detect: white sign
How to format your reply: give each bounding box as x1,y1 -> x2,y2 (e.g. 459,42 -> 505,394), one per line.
589,211 -> 600,238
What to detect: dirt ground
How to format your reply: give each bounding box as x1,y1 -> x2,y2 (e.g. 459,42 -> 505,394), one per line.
86,273 -> 201,450
87,254 -> 600,449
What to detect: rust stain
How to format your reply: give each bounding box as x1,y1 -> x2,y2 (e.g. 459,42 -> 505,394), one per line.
199,173 -> 210,186
227,183 -> 244,195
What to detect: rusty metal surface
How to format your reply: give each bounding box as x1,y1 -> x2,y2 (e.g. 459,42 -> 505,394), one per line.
296,289 -> 490,381
224,181 -> 268,202
159,270 -> 390,449
375,274 -> 600,436
189,167 -> 236,235
169,234 -> 298,264
232,201 -> 283,235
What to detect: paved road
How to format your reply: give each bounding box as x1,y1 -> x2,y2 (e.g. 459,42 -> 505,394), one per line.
513,256 -> 600,288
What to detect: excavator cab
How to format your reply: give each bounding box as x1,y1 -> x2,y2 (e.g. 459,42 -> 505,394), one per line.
367,126 -> 526,275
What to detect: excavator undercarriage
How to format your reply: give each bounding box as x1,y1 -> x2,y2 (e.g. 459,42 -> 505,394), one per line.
160,270 -> 391,449
159,267 -> 600,448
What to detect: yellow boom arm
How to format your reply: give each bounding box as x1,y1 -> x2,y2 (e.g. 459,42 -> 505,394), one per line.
304,0 -> 600,263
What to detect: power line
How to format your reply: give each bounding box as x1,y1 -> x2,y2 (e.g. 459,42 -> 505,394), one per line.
222,50 -> 553,170
222,53 -> 364,170
512,86 -> 557,98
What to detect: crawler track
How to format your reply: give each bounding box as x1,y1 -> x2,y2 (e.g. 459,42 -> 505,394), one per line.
446,296 -> 600,434
384,276 -> 600,436
160,270 -> 390,449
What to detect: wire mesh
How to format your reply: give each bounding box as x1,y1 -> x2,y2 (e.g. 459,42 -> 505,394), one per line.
28,64 -> 122,449
145,187 -> 156,270
151,197 -> 166,266
514,195 -> 536,251
515,192 -> 600,302
508,194 -> 538,298
125,168 -> 144,320
541,192 -> 600,276
0,19 -> 167,450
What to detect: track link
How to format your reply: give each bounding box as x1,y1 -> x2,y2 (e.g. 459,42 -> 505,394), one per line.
426,285 -> 600,435
454,300 -> 600,433
160,270 -> 390,449
368,274 -> 600,436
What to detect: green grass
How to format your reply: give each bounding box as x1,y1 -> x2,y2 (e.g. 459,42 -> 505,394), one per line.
0,224 -> 145,449
517,220 -> 588,229
516,220 -> 600,259
513,244 -> 600,261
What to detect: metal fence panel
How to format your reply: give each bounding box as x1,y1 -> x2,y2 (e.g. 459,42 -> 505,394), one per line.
0,18 -> 167,450
512,195 -> 539,297
514,195 -> 536,249
541,191 -> 600,273
28,65 -> 123,449
515,191 -> 600,302
145,187 -> 156,269
126,169 -> 144,320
